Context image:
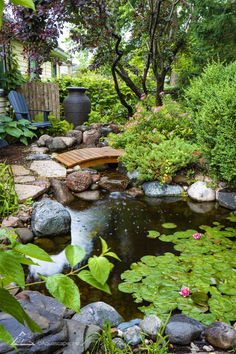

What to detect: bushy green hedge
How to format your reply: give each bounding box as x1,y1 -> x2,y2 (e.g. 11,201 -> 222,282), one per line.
50,71 -> 137,124
184,61 -> 236,184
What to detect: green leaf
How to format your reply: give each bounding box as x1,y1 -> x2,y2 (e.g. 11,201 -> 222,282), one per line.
6,250 -> 39,266
14,243 -> 53,262
78,270 -> 111,294
10,0 -> 35,10
5,126 -> 22,138
104,251 -> 121,261
65,244 -> 86,267
46,274 -> 80,313
88,256 -> 111,285
0,0 -> 4,28
0,288 -> 42,333
100,237 -> 109,255
147,230 -> 160,239
0,252 -> 25,288
217,284 -> 236,296
191,292 -> 209,306
0,323 -> 18,351
161,223 -> 177,229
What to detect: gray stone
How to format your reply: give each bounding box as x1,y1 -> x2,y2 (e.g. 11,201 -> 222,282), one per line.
75,125 -> 91,132
112,337 -> 126,351
126,187 -> 144,198
139,315 -> 162,340
217,188 -> 236,210
50,179 -> 75,205
37,134 -> 51,147
1,216 -> 23,228
0,139 -> 8,148
46,136 -> 67,152
31,199 -> 71,237
30,146 -> 49,154
15,228 -> 34,244
0,306 -> 67,353
100,127 -> 112,136
60,136 -> 77,148
15,183 -> 50,203
117,318 -> 141,331
205,321 -> 236,350
187,181 -> 215,202
99,176 -> 129,192
127,170 -> 142,186
74,190 -> 100,201
109,123 -> 120,134
124,325 -> 142,345
11,165 -> 30,176
90,123 -> 103,130
66,130 -> 83,144
83,129 -> 101,145
14,176 -> 36,183
63,320 -> 100,354
187,201 -> 215,214
72,302 -> 123,329
26,153 -> 51,161
142,181 -> 183,197
66,171 -> 92,192
165,314 -> 206,345
30,160 -> 67,179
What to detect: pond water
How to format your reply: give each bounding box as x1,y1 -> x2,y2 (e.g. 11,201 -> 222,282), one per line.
28,189 -> 233,320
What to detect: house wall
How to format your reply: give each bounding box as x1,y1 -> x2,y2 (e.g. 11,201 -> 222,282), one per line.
0,90 -> 7,115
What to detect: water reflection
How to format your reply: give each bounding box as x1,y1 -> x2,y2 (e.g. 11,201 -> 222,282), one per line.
28,191 -> 232,319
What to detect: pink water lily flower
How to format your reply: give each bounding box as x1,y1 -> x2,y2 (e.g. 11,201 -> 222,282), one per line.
193,233 -> 201,239
179,287 -> 190,297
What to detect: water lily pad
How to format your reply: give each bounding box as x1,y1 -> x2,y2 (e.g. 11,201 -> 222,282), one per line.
147,230 -> 160,239
191,291 -> 209,306
161,222 -> 177,229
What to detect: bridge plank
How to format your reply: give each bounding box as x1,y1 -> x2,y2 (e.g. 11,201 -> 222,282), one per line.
54,147 -> 125,168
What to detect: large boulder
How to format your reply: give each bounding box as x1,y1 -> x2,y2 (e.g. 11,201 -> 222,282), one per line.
83,129 -> 101,145
50,179 -> 75,205
66,130 -> 83,144
205,321 -> 236,350
217,188 -> 236,210
142,181 -> 183,197
72,301 -> 123,328
46,137 -> 67,152
98,176 -> 129,192
165,314 -> 206,345
31,199 -> 71,237
187,181 -> 215,202
66,171 -> 92,192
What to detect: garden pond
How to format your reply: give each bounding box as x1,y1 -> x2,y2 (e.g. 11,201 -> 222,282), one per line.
28,186 -> 235,322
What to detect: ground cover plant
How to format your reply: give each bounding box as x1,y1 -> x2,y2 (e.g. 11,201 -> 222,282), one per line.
0,115 -> 37,145
0,228 -> 119,350
119,221 -> 236,326
0,162 -> 19,216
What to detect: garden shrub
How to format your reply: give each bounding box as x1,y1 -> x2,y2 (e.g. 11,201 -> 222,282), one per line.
119,222 -> 236,326
184,61 -> 236,184
0,162 -> 19,216
42,115 -> 73,136
50,71 -> 137,124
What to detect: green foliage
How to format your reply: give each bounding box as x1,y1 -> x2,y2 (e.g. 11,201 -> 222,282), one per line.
184,61 -> 236,183
121,137 -> 199,183
43,115 -> 73,136
0,228 -> 118,350
119,223 -> 236,326
0,52 -> 26,93
0,115 -> 37,145
0,162 -> 19,216
50,72 -> 137,124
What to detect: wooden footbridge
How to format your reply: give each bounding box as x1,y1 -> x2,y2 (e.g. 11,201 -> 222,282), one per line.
54,147 -> 125,168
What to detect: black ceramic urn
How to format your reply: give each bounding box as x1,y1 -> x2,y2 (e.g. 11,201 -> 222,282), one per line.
63,87 -> 91,127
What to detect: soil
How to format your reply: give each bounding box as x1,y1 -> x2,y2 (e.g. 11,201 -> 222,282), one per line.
0,143 -> 32,166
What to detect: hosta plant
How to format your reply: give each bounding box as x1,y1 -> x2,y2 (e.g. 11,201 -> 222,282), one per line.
0,228 -> 119,350
119,222 -> 236,326
0,115 -> 37,145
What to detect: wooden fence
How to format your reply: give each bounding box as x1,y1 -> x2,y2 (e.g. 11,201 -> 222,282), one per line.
19,82 -> 60,120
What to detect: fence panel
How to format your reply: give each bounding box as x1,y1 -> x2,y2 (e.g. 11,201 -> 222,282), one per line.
19,82 -> 60,120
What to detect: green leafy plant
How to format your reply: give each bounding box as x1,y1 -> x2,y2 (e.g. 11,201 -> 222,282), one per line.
119,222 -> 236,326
184,61 -> 236,184
0,115 -> 37,145
0,162 -> 19,217
43,115 -> 73,136
0,228 -> 119,350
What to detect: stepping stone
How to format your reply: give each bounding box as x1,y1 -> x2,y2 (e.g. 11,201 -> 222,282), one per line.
15,183 -> 50,202
11,165 -> 30,176
30,160 -> 67,179
30,146 -> 49,154
14,176 -> 36,184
